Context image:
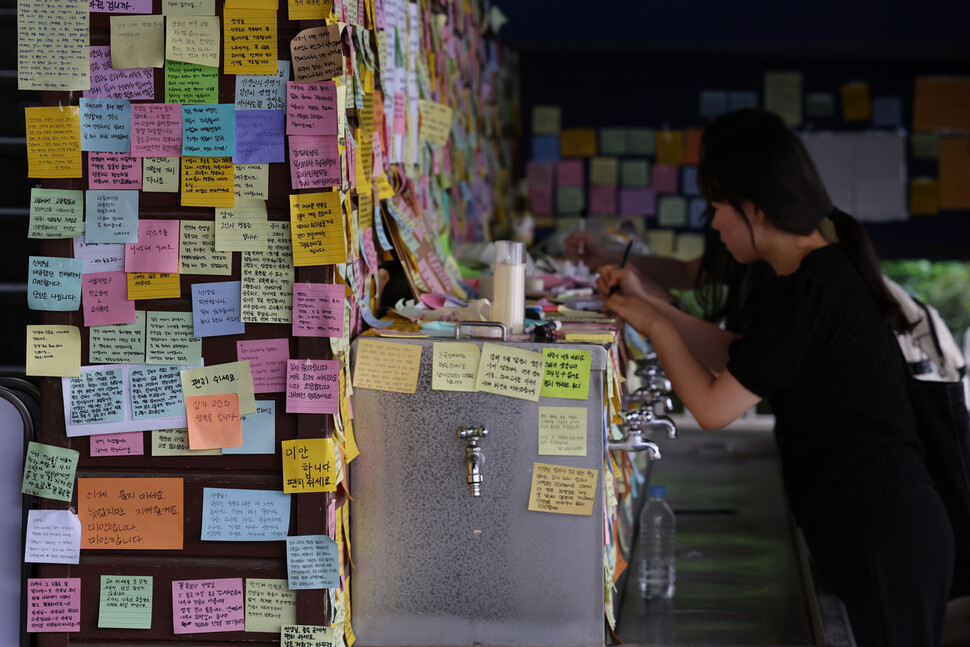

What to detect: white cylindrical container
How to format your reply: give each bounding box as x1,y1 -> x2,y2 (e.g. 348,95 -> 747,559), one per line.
491,241 -> 525,334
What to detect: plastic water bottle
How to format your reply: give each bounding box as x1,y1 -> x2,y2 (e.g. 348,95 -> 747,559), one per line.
638,485 -> 676,600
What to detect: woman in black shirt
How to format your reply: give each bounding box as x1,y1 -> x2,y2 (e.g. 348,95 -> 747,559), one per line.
599,109 -> 954,647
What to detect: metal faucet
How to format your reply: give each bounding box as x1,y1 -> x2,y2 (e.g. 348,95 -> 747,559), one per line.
620,406 -> 678,440
607,428 -> 662,460
457,426 -> 488,497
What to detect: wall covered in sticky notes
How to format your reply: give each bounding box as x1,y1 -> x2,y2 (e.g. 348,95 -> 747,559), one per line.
23,1 -> 518,645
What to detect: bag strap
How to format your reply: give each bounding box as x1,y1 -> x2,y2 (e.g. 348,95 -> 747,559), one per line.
912,297 -> 968,379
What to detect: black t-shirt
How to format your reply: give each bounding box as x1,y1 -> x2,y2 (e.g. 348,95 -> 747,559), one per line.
727,245 -> 929,523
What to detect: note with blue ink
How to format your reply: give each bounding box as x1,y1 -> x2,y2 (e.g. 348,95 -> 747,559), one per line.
85,190 -> 139,243
68,367 -> 125,425
79,98 -> 132,153
286,535 -> 340,589
192,281 -> 245,337
223,400 -> 276,454
28,256 -> 83,311
182,104 -> 236,157
201,487 -> 291,541
234,110 -> 285,163
130,365 -> 185,419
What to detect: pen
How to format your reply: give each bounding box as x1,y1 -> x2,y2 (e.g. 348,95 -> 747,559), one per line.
607,240 -> 634,296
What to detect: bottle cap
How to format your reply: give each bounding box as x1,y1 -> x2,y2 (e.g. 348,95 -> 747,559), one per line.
649,485 -> 666,498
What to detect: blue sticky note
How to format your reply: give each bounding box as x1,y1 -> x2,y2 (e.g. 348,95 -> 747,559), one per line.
80,98 -> 132,153
129,365 -> 185,419
28,256 -> 83,311
84,190 -> 139,243
532,135 -> 560,162
374,209 -> 393,251
223,400 -> 275,454
235,60 -> 290,111
688,198 -> 709,229
682,166 -> 699,196
234,110 -> 285,164
286,535 -> 340,589
201,488 -> 292,541
699,90 -> 729,118
729,91 -> 759,111
191,281 -> 245,337
872,96 -> 903,128
182,104 -> 236,157
360,296 -> 392,329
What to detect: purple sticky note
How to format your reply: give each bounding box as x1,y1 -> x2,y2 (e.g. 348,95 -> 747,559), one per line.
589,186 -> 617,214
192,281 -> 245,337
556,159 -> 584,188
652,164 -> 679,194
234,109 -> 285,164
125,219 -> 179,273
131,103 -> 182,157
293,283 -> 345,338
172,578 -> 244,634
286,81 -> 338,136
619,188 -> 656,217
90,432 -> 145,457
286,359 -> 339,414
82,271 -> 136,327
85,46 -> 154,100
527,160 -> 553,186
288,135 -> 341,189
89,152 -> 142,190
26,578 -> 81,632
236,338 -> 289,393
89,0 -> 153,13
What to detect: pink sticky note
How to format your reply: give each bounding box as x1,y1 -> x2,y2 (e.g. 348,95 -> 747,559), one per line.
83,271 -> 136,327
346,134 -> 356,188
293,283 -> 345,337
619,188 -> 656,216
373,135 -> 385,177
89,152 -> 142,190
172,578 -> 244,634
236,338 -> 289,393
286,359 -> 339,414
286,81 -> 338,136
527,160 -> 553,186
91,432 -> 145,457
530,183 -> 553,215
393,92 -> 407,136
130,103 -> 182,157
589,185 -> 617,214
556,160 -> 584,188
125,219 -> 179,273
362,227 -> 378,275
27,578 -> 81,632
652,164 -> 680,194
288,135 -> 341,189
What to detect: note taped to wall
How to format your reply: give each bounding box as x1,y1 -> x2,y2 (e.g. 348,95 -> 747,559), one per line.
537,406 -> 587,456
25,106 -> 82,178
246,578 -> 297,633
474,342 -> 545,401
110,15 -> 165,69
26,578 -> 81,633
352,339 -> 423,393
282,438 -> 336,493
201,487 -> 291,540
180,220 -> 232,275
289,191 -> 346,265
431,342 -> 480,391
286,359 -> 340,413
166,16 -> 221,67
144,156 -> 180,193
223,8 -> 277,75
27,325 -> 81,377
127,272 -> 181,300
237,338 -> 289,392
25,509 -> 82,565
540,348 -> 591,400
78,477 -> 184,549
172,578 -> 244,634
527,462 -> 598,516
186,393 -> 243,449
22,441 -> 79,502
99,575 -> 152,629
152,428 -> 221,456
182,156 -> 235,207
282,625 -> 340,646
285,535 -> 340,588
181,361 -> 257,415
18,0 -> 89,91
29,189 -> 84,239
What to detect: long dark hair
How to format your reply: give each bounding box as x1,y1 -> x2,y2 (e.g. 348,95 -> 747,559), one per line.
696,109 -> 911,333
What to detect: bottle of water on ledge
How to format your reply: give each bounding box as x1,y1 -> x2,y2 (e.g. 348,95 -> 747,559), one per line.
639,485 -> 676,600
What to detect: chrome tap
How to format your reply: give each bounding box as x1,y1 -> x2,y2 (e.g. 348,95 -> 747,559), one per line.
607,428 -> 662,460
620,406 -> 678,440
457,426 -> 488,497
628,386 -> 673,412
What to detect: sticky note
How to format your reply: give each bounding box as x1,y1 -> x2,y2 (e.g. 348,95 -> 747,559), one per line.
86,45 -> 154,100
182,361 -> 257,414
192,280 -> 245,337
165,59 -> 219,104
186,393 -> 243,449
26,578 -> 81,632
17,0 -> 89,92
126,272 -> 181,300
589,157 -> 618,187
538,407 -> 587,456
910,178 -> 940,216
83,270 -> 136,327
182,104 -> 236,157
764,70 -> 802,127
475,343 -> 544,401
237,339 -> 289,393
684,128 -> 703,165
69,367 -> 125,425
131,103 -> 182,157
540,348 -> 591,400
560,128 -> 597,157
29,189 -> 84,239
26,325 -> 81,377
841,81 -> 871,121
699,90 -> 729,118
125,219 -> 179,273
179,220 -> 232,275
288,135 -> 341,189
282,438 -> 336,493
619,188 -> 655,217
91,432 -> 145,457
110,15 -> 165,69
22,441 -> 79,501
940,136 -> 970,210
290,24 -> 342,83
588,186 -> 616,214
674,233 -> 706,262
74,237 -> 125,273
290,191 -> 346,265
620,159 -> 650,188
80,98 -> 132,153
286,359 -> 340,413
163,0 -> 215,13
805,92 -> 836,119
286,535 -> 340,588
292,283 -> 345,337
236,60 -> 290,110
556,159 -> 583,188
224,400 -> 276,454
688,197 -> 709,229
911,132 -> 940,160
28,256 -> 83,311
913,77 -> 970,132
145,312 -> 200,366
287,81 -> 338,136
143,156 -> 180,193
431,342 -> 480,392
599,128 -> 627,156
235,110 -> 286,164
99,575 -> 152,629
89,152 -> 142,190
872,96 -> 903,128
627,128 -> 656,156
242,221 -> 294,323
79,477 -> 183,549
531,105 -> 561,135
658,196 -> 688,227
172,578 -> 245,634
167,16 -> 221,67
556,187 -> 584,214
527,462 -> 598,516
223,8 -> 277,74
151,428 -> 221,456
682,166 -> 699,197
84,190 -> 139,243
25,509 -> 81,564
729,90 -> 759,111
215,201 -> 270,252
182,156 -> 235,207
653,164 -> 680,194
352,339 -> 422,393
648,229 -> 676,257
201,487 -> 290,541
656,130 -> 684,166
25,106 -> 82,178
531,135 -> 560,162
236,163 -> 270,199
419,99 -> 454,146
246,579 -> 297,633
130,365 -> 185,420
282,625 -> 340,646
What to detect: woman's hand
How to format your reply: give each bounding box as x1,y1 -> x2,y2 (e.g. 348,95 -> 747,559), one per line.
603,292 -> 665,339
595,265 -> 651,301
564,231 -> 612,268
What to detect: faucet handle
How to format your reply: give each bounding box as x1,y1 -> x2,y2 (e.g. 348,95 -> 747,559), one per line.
457,426 -> 488,442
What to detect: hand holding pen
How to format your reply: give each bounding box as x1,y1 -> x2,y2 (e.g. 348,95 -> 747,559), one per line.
607,240 -> 635,296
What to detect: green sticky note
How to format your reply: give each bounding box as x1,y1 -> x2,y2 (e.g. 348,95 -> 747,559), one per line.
90,311 -> 146,364
99,575 -> 153,629
805,92 -> 836,119
540,348 -> 591,400
165,59 -> 219,104
29,189 -> 84,239
246,578 -> 297,633
22,441 -> 79,501
627,128 -> 656,156
555,186 -> 585,214
657,196 -> 688,227
620,159 -> 650,188
599,128 -> 627,156
146,311 -> 203,365
911,132 -> 941,160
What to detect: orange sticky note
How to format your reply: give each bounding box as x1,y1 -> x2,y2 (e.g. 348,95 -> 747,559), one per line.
559,128 -> 597,157
186,393 -> 243,450
25,106 -> 82,179
127,272 -> 181,300
684,127 -> 703,165
182,156 -> 235,207
913,77 -> 970,133
656,130 -> 685,166
841,82 -> 871,121
910,178 -> 940,216
940,137 -> 970,210
78,477 -> 184,550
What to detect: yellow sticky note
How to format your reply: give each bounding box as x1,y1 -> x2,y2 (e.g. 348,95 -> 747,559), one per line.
281,438 -> 336,493
143,157 -> 180,192
841,81 -> 871,121
560,128 -> 597,158
589,157 -> 619,187
223,9 -> 277,75
127,272 -> 181,300
764,70 -> 803,127
538,406 -> 587,456
289,192 -> 347,266
531,105 -> 561,135
674,233 -> 706,262
646,229 -> 675,257
475,343 -> 545,401
288,0 -> 333,20
418,99 -> 454,147
25,106 -> 81,179
182,157 -> 235,207
540,348 -> 591,400
166,16 -> 221,67
215,200 -> 269,252
375,173 -> 395,200
431,342 -> 480,391
656,130 -> 685,166
235,163 -> 269,199
26,325 -> 81,377
17,0 -> 89,91
339,369 -> 360,463
352,339 -> 423,393
910,178 -> 940,216
527,462 -> 599,516
181,361 -> 257,415
245,578 -> 296,634
151,428 -> 221,456
357,190 -> 373,231
110,15 -> 165,69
